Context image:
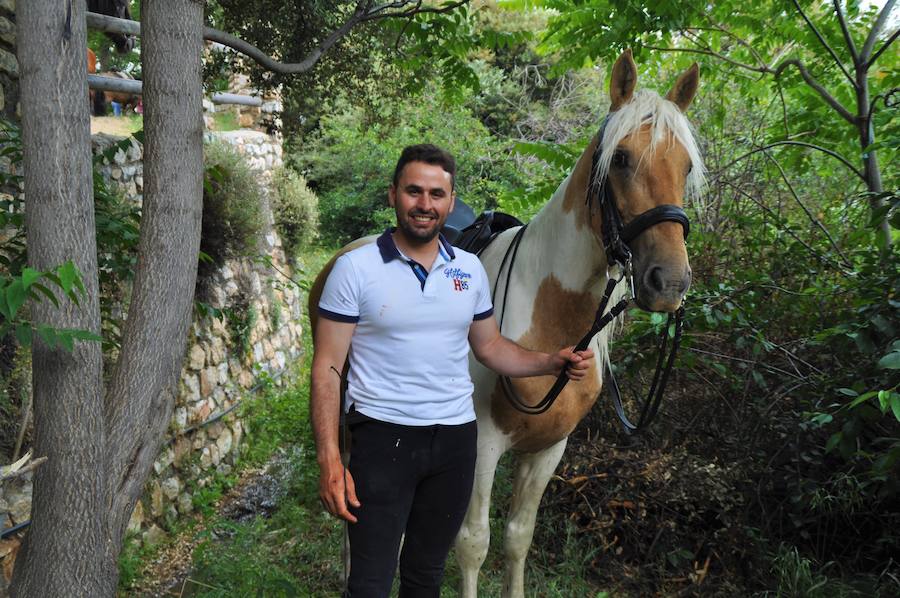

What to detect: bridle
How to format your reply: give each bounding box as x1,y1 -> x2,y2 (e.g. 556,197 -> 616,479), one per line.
495,115 -> 690,432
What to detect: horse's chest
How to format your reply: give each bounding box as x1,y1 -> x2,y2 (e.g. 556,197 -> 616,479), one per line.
486,273 -> 603,453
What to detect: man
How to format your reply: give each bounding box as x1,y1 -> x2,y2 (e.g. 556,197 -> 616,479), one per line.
311,144 -> 594,597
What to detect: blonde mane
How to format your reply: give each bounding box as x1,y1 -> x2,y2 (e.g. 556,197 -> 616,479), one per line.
594,89 -> 706,200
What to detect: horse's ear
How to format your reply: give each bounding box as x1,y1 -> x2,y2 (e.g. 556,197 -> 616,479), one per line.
666,63 -> 700,112
609,49 -> 638,111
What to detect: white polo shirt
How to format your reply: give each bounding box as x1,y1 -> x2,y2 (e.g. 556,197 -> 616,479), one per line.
318,228 -> 493,426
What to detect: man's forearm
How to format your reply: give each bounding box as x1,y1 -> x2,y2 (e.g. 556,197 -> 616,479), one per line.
474,335 -> 558,378
310,365 -> 342,463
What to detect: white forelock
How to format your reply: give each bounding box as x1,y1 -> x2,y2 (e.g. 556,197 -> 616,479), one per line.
594,89 -> 706,200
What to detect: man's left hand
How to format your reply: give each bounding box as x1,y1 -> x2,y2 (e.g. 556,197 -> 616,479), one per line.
553,346 -> 595,380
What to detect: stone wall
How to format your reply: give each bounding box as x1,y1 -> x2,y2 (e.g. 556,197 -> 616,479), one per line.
1,129 -> 303,581
0,0 -> 16,121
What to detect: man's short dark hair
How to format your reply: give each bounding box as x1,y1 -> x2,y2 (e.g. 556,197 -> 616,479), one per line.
392,144 -> 456,190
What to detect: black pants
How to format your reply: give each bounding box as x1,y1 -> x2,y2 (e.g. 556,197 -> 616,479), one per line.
344,416 -> 477,598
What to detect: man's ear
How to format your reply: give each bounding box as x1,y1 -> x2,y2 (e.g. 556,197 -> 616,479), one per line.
388,184 -> 397,208
449,192 -> 456,214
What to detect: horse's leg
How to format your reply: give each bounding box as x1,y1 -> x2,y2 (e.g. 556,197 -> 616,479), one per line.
456,422 -> 506,598
502,437 -> 568,598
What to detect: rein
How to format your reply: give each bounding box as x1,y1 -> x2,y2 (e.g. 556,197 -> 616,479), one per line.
493,116 -> 690,431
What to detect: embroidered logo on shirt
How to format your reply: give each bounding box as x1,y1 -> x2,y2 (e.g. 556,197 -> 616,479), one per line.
444,267 -> 471,291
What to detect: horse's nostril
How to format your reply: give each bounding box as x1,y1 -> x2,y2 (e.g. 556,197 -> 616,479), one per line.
646,266 -> 665,294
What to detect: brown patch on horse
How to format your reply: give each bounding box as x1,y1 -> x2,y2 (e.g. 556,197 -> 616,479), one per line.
308,236 -> 375,340
490,275 -> 602,453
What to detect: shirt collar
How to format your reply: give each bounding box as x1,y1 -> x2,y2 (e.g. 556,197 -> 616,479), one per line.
377,227 -> 456,264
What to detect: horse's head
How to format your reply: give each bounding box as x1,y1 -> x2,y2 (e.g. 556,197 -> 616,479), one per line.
592,50 -> 705,313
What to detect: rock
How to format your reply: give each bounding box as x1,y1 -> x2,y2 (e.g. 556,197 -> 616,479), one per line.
252,342 -> 264,363
135,175 -> 144,190
7,486 -> 32,524
0,47 -> 17,76
220,264 -> 234,281
239,370 -> 254,389
192,430 -> 207,451
215,363 -> 228,387
265,233 -> 276,248
110,167 -> 122,180
250,271 -> 262,295
0,16 -> 15,45
213,388 -> 226,408
143,525 -> 167,547
183,373 -> 200,402
127,140 -> 143,161
177,492 -> 194,515
161,477 -> 181,501
210,445 -> 221,467
113,147 -> 127,165
199,447 -> 213,469
0,1 -> 15,14
228,358 -> 242,378
173,436 -> 192,467
150,481 -> 164,517
217,427 -> 234,456
173,407 -> 187,429
154,447 -> 174,475
232,420 -> 243,449
217,463 -> 233,476
263,339 -> 275,361
273,351 -> 287,371
224,280 -> 239,297
200,366 -> 217,397
188,344 -> 206,370
127,500 -> 144,534
207,421 -> 224,440
210,336 -> 226,365
122,165 -> 136,178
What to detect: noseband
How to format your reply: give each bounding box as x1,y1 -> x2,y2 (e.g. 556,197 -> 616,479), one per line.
498,115 -> 689,432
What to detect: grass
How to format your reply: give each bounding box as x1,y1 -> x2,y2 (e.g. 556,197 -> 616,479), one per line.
209,111 -> 241,132
91,114 -> 143,136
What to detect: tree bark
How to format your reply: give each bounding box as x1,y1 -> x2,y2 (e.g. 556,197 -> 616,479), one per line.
103,0 -> 205,558
11,0 -> 108,596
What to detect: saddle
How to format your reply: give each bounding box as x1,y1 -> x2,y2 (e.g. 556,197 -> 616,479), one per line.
442,198 -> 523,255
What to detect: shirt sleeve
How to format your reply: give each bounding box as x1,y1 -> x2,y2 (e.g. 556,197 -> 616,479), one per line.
318,254 -> 361,323
472,258 -> 494,321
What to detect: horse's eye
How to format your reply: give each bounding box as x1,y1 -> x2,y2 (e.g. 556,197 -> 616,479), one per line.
687,162 -> 693,174
612,150 -> 629,169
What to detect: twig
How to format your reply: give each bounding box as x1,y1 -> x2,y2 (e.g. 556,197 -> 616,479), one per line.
861,0 -> 897,64
712,141 -> 865,183
759,148 -> 852,267
769,59 -> 856,124
867,27 -> 899,68
833,0 -> 859,64
791,0 -> 856,87
0,456 -> 47,483
12,388 -> 31,462
685,347 -> 805,380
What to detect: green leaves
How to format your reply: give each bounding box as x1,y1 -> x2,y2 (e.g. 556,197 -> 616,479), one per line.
0,261 -> 101,353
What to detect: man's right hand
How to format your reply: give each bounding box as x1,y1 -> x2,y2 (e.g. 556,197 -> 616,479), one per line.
318,456 -> 361,523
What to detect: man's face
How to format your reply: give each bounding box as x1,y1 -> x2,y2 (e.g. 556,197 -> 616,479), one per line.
389,161 -> 455,245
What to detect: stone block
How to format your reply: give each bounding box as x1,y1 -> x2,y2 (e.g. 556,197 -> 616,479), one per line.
173,407 -> 187,429
216,427 -> 234,456
217,362 -> 229,385
188,344 -> 206,370
250,271 -> 262,295
161,477 -> 181,501
177,492 -> 194,515
183,373 -> 200,402
192,430 -> 207,450
200,366 -> 217,397
239,370 -> 253,389
274,351 -> 286,371
127,500 -> 144,534
210,444 -> 221,467
0,1 -> 14,14
0,47 -> 17,76
252,342 -> 264,363
210,336 -> 225,365
228,358 -> 242,378
150,481 -> 164,517
232,420 -> 243,449
143,525 -> 167,547
153,447 -> 174,475
110,167 -> 122,180
199,447 -> 212,469
213,388 -> 226,407
0,16 -> 14,45
113,147 -> 127,165
173,436 -> 192,467
207,421 -> 224,440
263,339 -> 275,361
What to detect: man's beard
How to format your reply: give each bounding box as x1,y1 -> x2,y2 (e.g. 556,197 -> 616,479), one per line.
397,209 -> 442,244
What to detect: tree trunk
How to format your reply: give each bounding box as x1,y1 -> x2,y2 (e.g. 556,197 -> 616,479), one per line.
11,0 -> 108,596
855,67 -> 891,248
103,0 -> 205,559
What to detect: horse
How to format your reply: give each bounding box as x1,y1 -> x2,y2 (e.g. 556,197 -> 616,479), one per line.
308,49 -> 704,596
87,0 -> 135,53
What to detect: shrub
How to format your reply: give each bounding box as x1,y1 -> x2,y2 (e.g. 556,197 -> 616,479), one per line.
200,141 -> 264,278
271,166 -> 319,258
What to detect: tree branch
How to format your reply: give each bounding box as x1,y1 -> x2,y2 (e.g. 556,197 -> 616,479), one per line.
861,0 -> 897,63
833,0 -> 859,64
790,0 -> 856,86
760,148 -> 852,267
866,26 -> 899,68
87,1 -> 471,76
713,141 -> 866,183
642,44 -> 766,73
769,59 -> 856,124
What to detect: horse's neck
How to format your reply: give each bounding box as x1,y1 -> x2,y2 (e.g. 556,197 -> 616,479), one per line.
497,144 -> 610,343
